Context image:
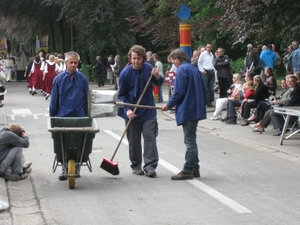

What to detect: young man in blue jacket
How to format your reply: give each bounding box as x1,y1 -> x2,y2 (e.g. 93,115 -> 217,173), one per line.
162,48 -> 208,180
118,45 -> 164,178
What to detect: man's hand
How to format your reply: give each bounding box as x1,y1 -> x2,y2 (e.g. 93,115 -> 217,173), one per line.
126,109 -> 136,120
151,67 -> 160,80
161,104 -> 169,111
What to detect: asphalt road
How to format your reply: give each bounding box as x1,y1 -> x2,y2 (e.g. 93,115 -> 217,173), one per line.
1,81 -> 300,225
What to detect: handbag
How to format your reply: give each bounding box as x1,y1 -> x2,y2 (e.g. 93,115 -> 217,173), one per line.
0,71 -> 6,82
255,59 -> 265,70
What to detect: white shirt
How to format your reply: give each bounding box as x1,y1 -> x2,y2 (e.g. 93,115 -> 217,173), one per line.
155,61 -> 164,77
198,50 -> 214,72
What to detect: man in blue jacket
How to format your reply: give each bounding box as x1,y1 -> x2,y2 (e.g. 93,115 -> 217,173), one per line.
260,44 -> 277,82
49,51 -> 89,180
118,45 -> 164,178
162,48 -> 208,180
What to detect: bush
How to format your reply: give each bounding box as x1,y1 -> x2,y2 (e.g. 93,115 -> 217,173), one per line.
80,64 -> 94,81
230,57 -> 245,74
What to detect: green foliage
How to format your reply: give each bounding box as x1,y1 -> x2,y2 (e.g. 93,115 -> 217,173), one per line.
230,57 -> 245,74
80,64 -> 94,81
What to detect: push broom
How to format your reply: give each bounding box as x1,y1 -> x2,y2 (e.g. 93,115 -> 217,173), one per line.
100,73 -> 155,175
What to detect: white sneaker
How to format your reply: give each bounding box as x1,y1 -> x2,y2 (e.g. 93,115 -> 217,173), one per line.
23,161 -> 32,170
210,115 -> 220,120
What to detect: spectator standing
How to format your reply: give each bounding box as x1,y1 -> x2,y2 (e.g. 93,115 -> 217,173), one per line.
283,45 -> 294,74
191,50 -> 199,68
288,41 -> 300,74
106,55 -> 114,85
93,56 -> 104,87
153,53 -> 164,102
271,44 -> 281,77
214,48 -> 232,98
146,51 -> 155,67
245,44 -> 256,74
198,43 -> 215,107
112,55 -> 122,89
260,44 -> 277,82
118,45 -> 164,178
49,51 -> 89,180
3,55 -> 14,82
162,48 -> 208,180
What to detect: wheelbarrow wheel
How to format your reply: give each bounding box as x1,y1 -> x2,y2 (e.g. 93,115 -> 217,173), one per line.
68,159 -> 76,189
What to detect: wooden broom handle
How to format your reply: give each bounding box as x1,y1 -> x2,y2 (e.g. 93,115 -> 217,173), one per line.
111,73 -> 154,161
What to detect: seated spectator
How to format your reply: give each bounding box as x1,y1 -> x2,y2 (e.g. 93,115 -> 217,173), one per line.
239,81 -> 255,110
210,73 -> 243,120
270,75 -> 300,136
264,67 -> 277,96
240,75 -> 269,126
0,124 -> 32,181
249,75 -> 293,133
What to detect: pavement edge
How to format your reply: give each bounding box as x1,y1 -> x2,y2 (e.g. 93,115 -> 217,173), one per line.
0,107 -> 9,212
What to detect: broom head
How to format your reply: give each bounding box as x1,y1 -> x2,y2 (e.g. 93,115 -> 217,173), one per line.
100,157 -> 120,175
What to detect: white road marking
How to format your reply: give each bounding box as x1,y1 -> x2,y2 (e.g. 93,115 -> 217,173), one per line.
104,130 -> 128,145
159,158 -> 253,214
33,114 -> 38,119
12,109 -> 32,115
104,129 -> 253,214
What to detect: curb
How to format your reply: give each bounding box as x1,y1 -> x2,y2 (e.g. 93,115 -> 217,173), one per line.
0,107 -> 9,213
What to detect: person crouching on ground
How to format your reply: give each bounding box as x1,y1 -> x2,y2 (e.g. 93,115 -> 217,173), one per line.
162,48 -> 208,180
0,124 -> 32,181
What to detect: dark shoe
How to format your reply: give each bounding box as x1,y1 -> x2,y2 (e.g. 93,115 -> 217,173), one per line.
2,173 -> 20,181
45,94 -> 50,100
0,104 -> 3,108
221,116 -> 230,122
207,103 -> 215,107
171,171 -> 194,180
193,170 -> 200,178
146,170 -> 157,178
132,169 -> 144,175
31,91 -> 37,96
23,161 -> 32,170
240,120 -> 249,126
59,173 -> 67,181
29,90 -> 32,94
272,130 -> 282,136
225,118 -> 237,124
23,167 -> 32,174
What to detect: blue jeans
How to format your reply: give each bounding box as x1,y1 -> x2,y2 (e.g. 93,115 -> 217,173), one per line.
182,120 -> 199,173
202,71 -> 215,105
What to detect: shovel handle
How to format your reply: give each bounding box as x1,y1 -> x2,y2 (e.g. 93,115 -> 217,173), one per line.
115,102 -> 162,110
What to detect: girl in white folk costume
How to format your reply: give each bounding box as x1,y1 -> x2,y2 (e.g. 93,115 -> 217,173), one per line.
3,55 -> 14,82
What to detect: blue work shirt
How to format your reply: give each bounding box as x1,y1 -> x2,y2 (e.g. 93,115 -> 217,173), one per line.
117,62 -> 164,121
167,62 -> 208,126
49,70 -> 89,117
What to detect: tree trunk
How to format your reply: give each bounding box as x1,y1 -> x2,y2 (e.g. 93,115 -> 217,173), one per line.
49,22 -> 56,52
58,19 -> 66,53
